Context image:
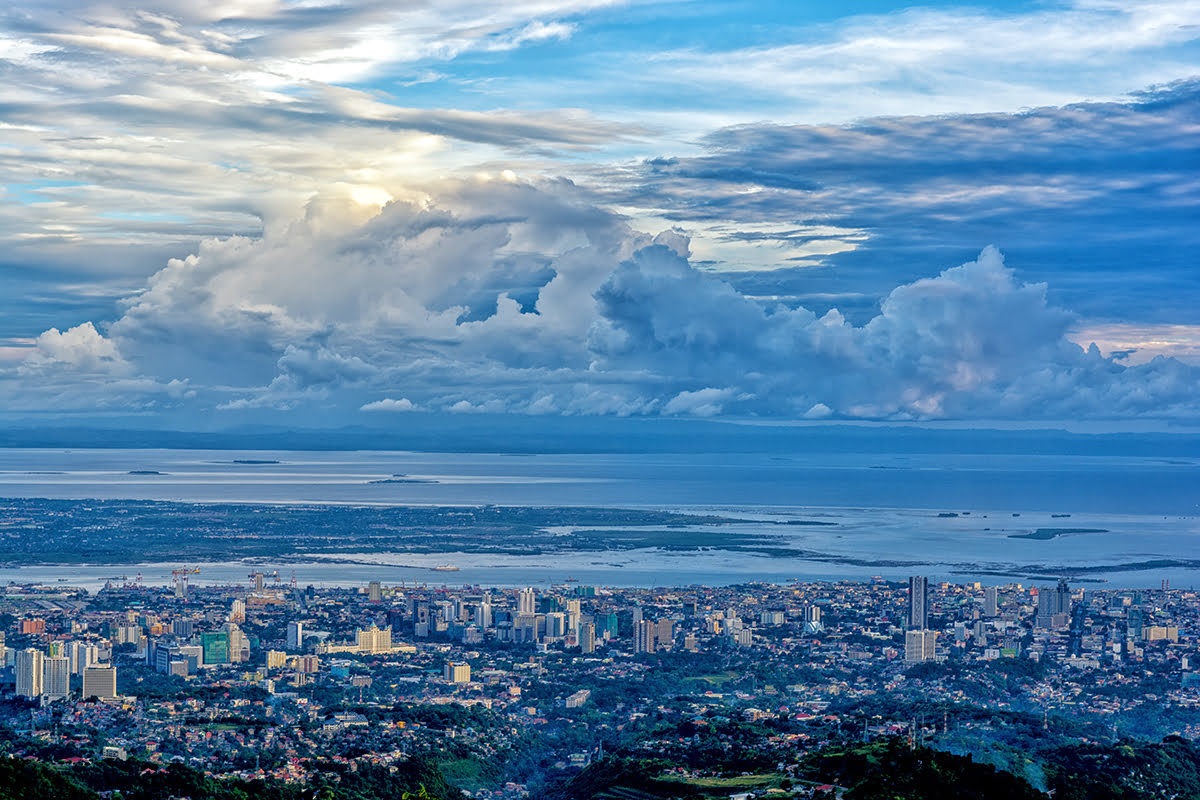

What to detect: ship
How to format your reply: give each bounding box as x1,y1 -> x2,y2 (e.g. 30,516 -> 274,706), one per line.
432,565 -> 460,572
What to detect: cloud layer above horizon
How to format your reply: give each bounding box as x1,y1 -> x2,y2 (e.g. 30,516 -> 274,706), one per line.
6,178 -> 1200,422
2,0 -> 1199,424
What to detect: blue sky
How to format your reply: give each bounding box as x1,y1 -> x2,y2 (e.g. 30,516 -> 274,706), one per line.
2,0 -> 1199,426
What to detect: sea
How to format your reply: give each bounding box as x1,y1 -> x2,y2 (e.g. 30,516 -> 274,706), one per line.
0,447 -> 1197,590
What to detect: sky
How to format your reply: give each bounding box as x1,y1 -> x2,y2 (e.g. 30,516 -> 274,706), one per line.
2,0 -> 1199,428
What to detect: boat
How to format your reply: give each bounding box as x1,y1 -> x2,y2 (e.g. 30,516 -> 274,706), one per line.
432,565 -> 460,572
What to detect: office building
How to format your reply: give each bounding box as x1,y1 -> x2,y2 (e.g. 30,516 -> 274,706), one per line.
545,612 -> 566,640
580,621 -> 596,654
230,599 -> 246,624
201,631 -> 229,665
83,665 -> 117,700
287,621 -> 304,651
908,576 -> 928,629
1036,580 -> 1071,629
368,581 -> 382,603
984,586 -> 998,617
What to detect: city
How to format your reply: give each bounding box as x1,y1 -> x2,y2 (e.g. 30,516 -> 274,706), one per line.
3,569 -> 1198,798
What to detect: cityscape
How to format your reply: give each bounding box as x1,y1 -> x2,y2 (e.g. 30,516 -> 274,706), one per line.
3,0 -> 1200,797
2,558 -> 1199,798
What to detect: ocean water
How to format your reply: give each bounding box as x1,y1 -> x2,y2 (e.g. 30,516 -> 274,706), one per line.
0,448 -> 1197,589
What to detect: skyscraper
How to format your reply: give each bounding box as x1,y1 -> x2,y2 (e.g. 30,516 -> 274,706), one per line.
984,586 -> 998,617
634,619 -> 657,653
908,576 -> 928,629
225,622 -> 248,662
287,621 -> 304,651
16,648 -> 43,699
42,656 -> 70,702
1036,580 -> 1071,629
580,622 -> 596,654
517,587 -> 536,615
655,618 -> 674,650
368,581 -> 382,603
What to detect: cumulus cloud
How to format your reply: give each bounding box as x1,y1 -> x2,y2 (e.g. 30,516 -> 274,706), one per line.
22,322 -> 130,375
360,397 -> 415,412
5,179 -> 1200,423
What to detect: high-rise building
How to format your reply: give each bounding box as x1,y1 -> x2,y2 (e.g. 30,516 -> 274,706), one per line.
908,576 -> 929,629
580,622 -> 596,654
357,624 -> 391,654
16,648 -> 43,699
518,588 -> 536,615
634,620 -> 657,654
172,619 -> 194,638
545,612 -> 566,640
905,629 -> 938,663
1036,581 -> 1071,629
444,661 -> 471,683
230,599 -> 246,624
201,631 -> 229,665
68,641 -> 97,675
477,597 -> 493,629
287,621 -> 304,651
42,656 -> 70,702
984,586 -> 998,617
655,618 -> 674,650
368,581 -> 382,603
225,623 -> 248,663
83,665 -> 117,700
266,650 -> 288,669
803,605 -> 824,635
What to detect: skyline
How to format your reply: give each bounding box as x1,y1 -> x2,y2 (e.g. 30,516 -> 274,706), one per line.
2,1 -> 1199,428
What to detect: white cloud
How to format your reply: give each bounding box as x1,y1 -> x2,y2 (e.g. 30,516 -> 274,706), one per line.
644,0 -> 1200,123
360,397 -> 415,412
22,322 -> 130,375
6,180 -> 1200,422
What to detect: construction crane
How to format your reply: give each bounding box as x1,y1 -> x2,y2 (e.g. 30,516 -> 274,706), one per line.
172,567 -> 200,597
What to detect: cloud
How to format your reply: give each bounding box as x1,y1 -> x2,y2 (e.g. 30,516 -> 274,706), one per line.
603,81 -> 1200,326
663,388 -> 738,417
360,397 -> 415,412
6,179 -> 1199,423
22,321 -> 130,375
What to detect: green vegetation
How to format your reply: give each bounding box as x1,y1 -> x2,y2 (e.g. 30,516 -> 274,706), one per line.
805,740 -> 1045,799
0,756 -> 463,800
0,499 -> 749,564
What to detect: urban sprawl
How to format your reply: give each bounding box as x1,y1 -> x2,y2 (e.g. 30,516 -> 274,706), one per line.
1,572 -> 1197,798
